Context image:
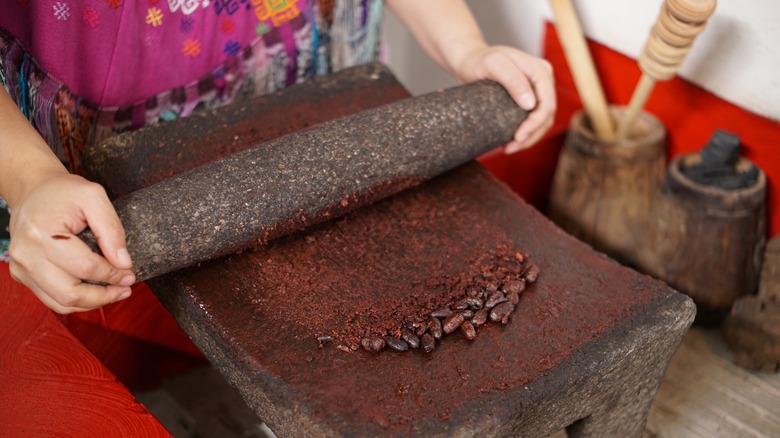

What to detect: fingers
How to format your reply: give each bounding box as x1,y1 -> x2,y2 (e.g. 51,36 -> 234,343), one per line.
505,53 -> 557,152
6,173 -> 136,314
10,258 -> 132,314
80,183 -> 133,271
46,231 -> 135,287
479,50 -> 537,112
470,47 -> 556,152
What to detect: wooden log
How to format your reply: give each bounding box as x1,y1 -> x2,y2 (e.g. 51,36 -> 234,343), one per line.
79,67 -> 527,282
722,236 -> 780,372
635,153 -> 767,322
548,106 -> 666,266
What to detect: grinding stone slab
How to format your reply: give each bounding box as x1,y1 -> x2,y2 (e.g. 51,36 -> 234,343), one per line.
149,164 -> 694,437
85,64 -> 695,437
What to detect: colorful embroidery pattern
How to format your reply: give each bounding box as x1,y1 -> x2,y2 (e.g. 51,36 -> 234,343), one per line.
214,0 -> 250,15
0,0 -> 385,185
82,6 -> 99,28
182,38 -> 201,56
223,40 -> 241,56
146,7 -> 164,26
168,0 -> 210,16
180,15 -> 195,32
220,17 -> 235,33
252,0 -> 300,27
53,2 -> 71,20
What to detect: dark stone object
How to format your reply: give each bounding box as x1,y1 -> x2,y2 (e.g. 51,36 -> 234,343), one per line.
93,64 -> 697,437
681,129 -> 760,190
79,63 -> 527,282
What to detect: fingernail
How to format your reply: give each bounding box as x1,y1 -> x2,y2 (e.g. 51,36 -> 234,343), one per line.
119,275 -> 135,287
117,248 -> 132,267
518,92 -> 536,110
117,289 -> 132,301
504,141 -> 522,155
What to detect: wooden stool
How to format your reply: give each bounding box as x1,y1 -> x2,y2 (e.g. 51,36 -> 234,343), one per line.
87,64 -> 695,437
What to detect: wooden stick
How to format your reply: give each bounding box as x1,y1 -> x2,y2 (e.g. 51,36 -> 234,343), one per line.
616,0 -> 717,140
549,0 -> 615,141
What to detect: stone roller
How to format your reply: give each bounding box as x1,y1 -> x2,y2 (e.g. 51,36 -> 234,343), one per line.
615,0 -> 717,140
79,81 -> 527,282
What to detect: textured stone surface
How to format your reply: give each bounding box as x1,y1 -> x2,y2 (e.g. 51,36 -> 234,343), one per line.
80,63 -> 527,281
86,64 -> 695,436
149,163 -> 695,437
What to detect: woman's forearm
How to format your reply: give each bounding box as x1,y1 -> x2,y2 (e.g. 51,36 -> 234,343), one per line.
386,0 -> 487,82
0,87 -> 67,209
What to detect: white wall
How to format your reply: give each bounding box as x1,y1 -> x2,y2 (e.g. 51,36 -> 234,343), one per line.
383,0 -> 780,121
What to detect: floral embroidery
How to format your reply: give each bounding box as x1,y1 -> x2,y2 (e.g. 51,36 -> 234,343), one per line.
168,0 -> 210,16
213,0 -> 250,15
53,2 -> 71,21
255,22 -> 270,35
145,7 -> 164,26
105,0 -> 121,8
220,18 -> 235,33
223,40 -> 241,57
182,39 -> 202,57
180,15 -> 195,32
82,6 -> 100,28
252,0 -> 299,27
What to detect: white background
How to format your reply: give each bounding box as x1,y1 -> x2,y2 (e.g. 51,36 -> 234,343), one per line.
383,0 -> 779,121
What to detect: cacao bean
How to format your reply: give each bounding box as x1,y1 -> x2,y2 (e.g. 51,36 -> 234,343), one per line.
461,309 -> 474,320
490,302 -> 515,324
421,333 -> 435,353
400,328 -> 420,349
472,309 -> 488,327
460,321 -> 476,340
452,298 -> 470,311
385,336 -> 409,352
427,317 -> 443,340
361,337 -> 385,353
465,297 -> 483,310
502,279 -> 526,295
431,307 -> 453,319
523,264 -> 540,283
485,290 -> 507,309
442,313 -> 465,335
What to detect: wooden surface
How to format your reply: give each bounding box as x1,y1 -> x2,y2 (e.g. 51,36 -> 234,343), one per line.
548,107 -> 666,267
723,236 -> 780,371
645,327 -> 780,437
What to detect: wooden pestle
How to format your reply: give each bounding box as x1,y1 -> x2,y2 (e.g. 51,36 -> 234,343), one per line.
615,0 -> 716,140
550,0 -> 615,141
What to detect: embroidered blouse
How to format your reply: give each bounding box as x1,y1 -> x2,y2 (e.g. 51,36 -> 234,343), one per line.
0,0 -> 385,261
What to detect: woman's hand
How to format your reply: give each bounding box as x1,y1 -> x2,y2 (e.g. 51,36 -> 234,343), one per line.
451,45 -> 556,153
1,86 -> 134,314
7,170 -> 135,313
387,0 -> 556,153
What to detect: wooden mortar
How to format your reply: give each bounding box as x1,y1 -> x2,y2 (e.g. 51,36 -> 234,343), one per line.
635,153 -> 767,322
549,106 -> 666,267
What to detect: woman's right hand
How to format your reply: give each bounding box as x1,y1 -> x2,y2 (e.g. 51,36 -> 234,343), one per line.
7,170 -> 135,314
